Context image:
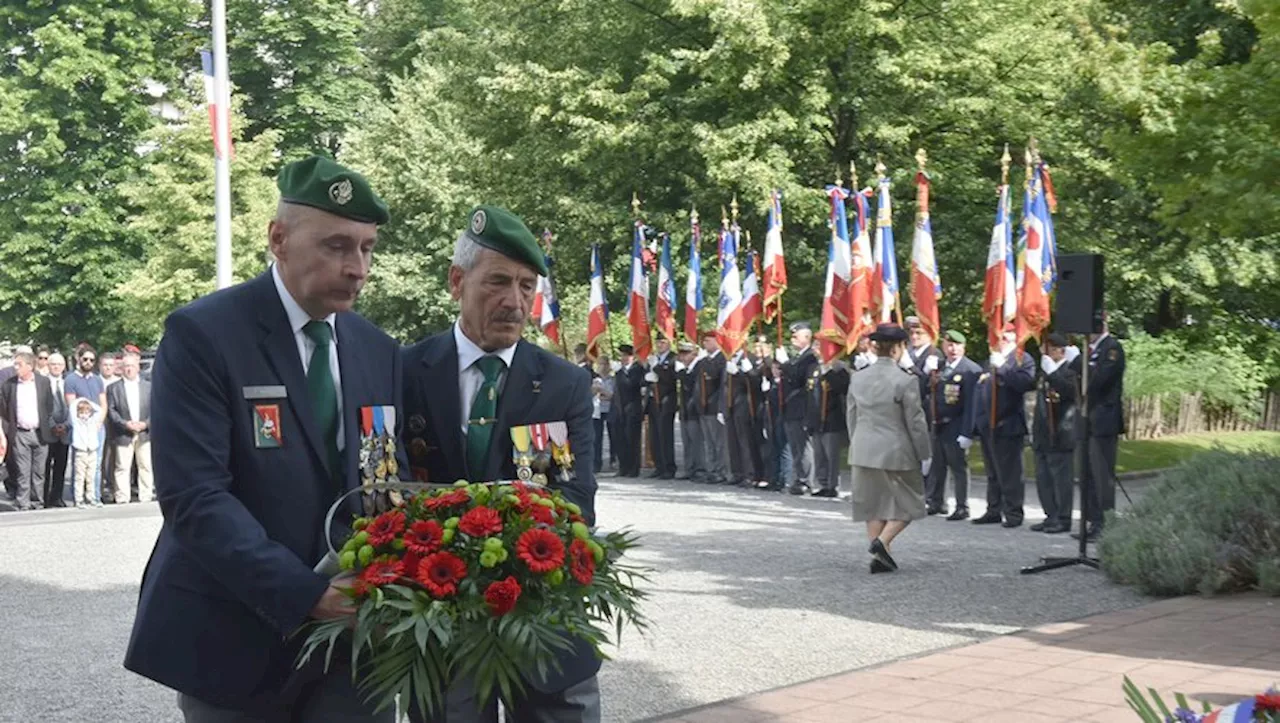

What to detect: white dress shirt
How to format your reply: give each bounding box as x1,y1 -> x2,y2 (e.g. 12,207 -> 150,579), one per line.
124,378 -> 141,422
273,264 -> 344,451
454,321 -> 517,436
15,378 -> 38,430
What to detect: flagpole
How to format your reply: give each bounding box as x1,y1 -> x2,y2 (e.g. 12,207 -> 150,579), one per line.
991,145 -> 1012,433
212,0 -> 232,289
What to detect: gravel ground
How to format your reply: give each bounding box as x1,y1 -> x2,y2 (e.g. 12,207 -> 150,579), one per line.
0,476 -> 1150,723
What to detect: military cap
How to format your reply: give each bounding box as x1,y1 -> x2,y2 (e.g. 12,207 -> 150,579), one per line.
903,316 -> 922,329
463,206 -> 548,276
869,323 -> 908,343
1045,332 -> 1068,348
943,329 -> 967,344
788,321 -> 811,333
677,341 -> 696,353
618,344 -> 635,355
277,156 -> 389,225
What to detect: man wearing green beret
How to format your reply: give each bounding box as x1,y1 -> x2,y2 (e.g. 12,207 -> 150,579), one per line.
402,205 -> 600,722
125,155 -> 404,722
924,328 -> 982,521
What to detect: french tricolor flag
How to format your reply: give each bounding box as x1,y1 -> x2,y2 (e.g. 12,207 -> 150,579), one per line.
200,50 -> 232,159
911,170 -> 941,343
871,175 -> 899,323
684,211 -> 704,343
983,183 -> 1017,348
716,221 -> 746,356
626,222 -> 652,359
740,250 -> 762,332
655,233 -> 676,342
586,244 -> 609,361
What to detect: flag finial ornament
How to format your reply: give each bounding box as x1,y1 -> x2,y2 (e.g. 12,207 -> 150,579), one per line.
1001,144 -> 1011,184
849,161 -> 858,189
721,205 -> 728,226
875,156 -> 887,178
690,206 -> 699,226
834,165 -> 844,188
730,194 -> 739,222
915,148 -> 928,173
631,192 -> 642,217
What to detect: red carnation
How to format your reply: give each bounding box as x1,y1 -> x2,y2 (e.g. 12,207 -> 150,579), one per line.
1257,693 -> 1280,711
522,501 -> 555,526
458,506 -> 503,538
359,560 -> 401,588
365,510 -> 406,547
416,552 -> 468,598
403,520 -> 444,555
395,550 -> 422,579
516,528 -> 565,573
568,538 -> 595,585
424,490 -> 470,512
483,576 -> 522,616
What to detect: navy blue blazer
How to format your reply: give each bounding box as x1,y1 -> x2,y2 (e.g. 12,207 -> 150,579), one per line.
928,356 -> 982,440
124,271 -> 404,710
970,351 -> 1036,439
1074,335 -> 1126,437
400,330 -> 600,693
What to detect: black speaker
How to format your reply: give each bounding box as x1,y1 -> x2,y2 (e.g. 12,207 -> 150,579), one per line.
1055,254 -> 1104,334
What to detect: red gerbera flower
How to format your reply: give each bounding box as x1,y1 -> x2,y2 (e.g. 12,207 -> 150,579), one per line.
483,576 -> 522,616
458,506 -> 503,538
568,538 -> 595,585
424,489 -> 470,512
403,520 -> 444,555
415,551 -> 468,598
1256,693 -> 1280,711
365,510 -> 406,547
395,550 -> 422,579
359,560 -> 401,588
516,528 -> 565,573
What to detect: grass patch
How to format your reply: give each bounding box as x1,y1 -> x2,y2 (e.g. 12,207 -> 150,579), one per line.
967,430 -> 1280,476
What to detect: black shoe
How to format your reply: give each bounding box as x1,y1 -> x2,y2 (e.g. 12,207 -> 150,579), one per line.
644,472 -> 664,479
1071,523 -> 1102,541
1030,521 -> 1047,532
869,538 -> 898,571
675,474 -> 691,480
926,505 -> 947,516
971,513 -> 1003,525
946,508 -> 970,521
788,484 -> 807,496
1043,521 -> 1070,534
870,558 -> 893,574
811,488 -> 838,498
1002,519 -> 1023,528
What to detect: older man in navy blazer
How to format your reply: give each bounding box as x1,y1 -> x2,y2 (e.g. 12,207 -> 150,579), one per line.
402,205 -> 599,723
124,157 -> 402,723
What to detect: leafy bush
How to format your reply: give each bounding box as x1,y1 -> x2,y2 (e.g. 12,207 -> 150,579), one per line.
1100,449 -> 1280,596
1124,331 -> 1270,420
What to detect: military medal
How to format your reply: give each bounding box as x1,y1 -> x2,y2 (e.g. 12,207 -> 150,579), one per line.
253,404 -> 282,449
547,421 -> 574,483
510,425 -> 534,481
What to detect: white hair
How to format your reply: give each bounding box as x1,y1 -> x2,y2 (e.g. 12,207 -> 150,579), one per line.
48,352 -> 65,365
452,232 -> 483,271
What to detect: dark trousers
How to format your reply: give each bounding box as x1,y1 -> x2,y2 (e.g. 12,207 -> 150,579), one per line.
1087,435 -> 1118,524
100,441 -> 117,503
414,675 -> 601,723
681,414 -> 705,479
647,403 -> 677,477
980,433 -> 1025,523
725,404 -> 754,481
10,429 -> 48,510
783,420 -> 811,487
44,440 -> 69,506
617,412 -> 643,477
1034,447 -> 1074,524
812,431 -> 843,491
592,413 -> 610,473
926,435 -> 970,510
698,415 -> 727,482
177,658 -> 395,723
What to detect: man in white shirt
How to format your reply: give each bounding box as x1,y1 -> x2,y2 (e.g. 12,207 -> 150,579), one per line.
0,351 -> 54,511
107,351 -> 152,503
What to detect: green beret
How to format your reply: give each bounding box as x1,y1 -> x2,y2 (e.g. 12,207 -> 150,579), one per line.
944,329 -> 967,344
463,206 -> 548,276
277,156 -> 389,225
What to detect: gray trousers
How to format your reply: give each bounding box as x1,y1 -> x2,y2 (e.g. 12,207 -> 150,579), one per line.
1087,435 -> 1119,524
980,434 -> 1025,523
783,421 -> 811,487
415,675 -> 601,723
1034,447 -> 1074,524
698,415 -> 727,481
925,435 -> 969,510
811,431 -> 843,491
10,429 -> 48,510
681,415 -> 705,478
176,670 -> 394,723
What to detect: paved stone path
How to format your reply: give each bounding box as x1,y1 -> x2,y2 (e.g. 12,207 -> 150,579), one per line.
0,475 -> 1153,722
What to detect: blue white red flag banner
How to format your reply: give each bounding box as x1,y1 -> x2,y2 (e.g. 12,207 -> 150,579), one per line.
586,244 -> 609,361
847,187 -> 875,351
870,175 -> 900,323
818,183 -> 853,363
654,233 -> 676,342
741,250 -> 762,333
910,170 -> 941,343
1015,158 -> 1054,347
716,221 -> 747,356
684,213 -> 704,343
762,190 -> 787,322
200,50 -> 232,159
983,183 -> 1017,348
626,221 -> 653,359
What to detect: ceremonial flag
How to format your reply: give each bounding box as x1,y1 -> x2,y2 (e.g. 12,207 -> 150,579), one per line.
200,49 -> 232,159
870,173 -> 900,323
531,273 -> 561,345
684,212 -> 704,343
741,250 -> 762,332
654,232 -> 677,343
626,221 -> 653,359
762,190 -> 787,322
910,169 -> 941,342
982,183 -> 1017,348
818,182 -> 853,363
586,244 -> 609,361
716,220 -> 747,356
847,187 -> 875,350
1015,157 -> 1053,347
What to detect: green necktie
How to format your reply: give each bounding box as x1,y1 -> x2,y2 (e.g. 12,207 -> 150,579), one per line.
303,320 -> 340,477
466,356 -> 505,480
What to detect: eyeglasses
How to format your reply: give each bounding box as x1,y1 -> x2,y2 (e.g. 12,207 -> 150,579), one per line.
38,355 -> 48,360
81,357 -> 95,363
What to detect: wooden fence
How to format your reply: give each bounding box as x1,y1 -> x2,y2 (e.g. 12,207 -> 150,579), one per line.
1123,390 -> 1280,440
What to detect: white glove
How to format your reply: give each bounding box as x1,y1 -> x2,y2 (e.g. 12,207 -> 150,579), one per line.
726,360 -> 739,375
989,352 -> 1007,369
924,355 -> 939,373
611,360 -> 622,372
716,412 -> 725,425
644,371 -> 658,383
774,347 -> 790,364
761,379 -> 772,392
957,435 -> 973,451
739,357 -> 753,372
646,355 -> 657,367
921,458 -> 932,477
898,353 -> 914,370
853,353 -> 872,371
1064,345 -> 1081,364
1040,355 -> 1060,376
674,361 -> 686,373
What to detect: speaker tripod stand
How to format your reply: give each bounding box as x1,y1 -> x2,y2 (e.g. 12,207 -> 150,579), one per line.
1022,332 -> 1099,575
